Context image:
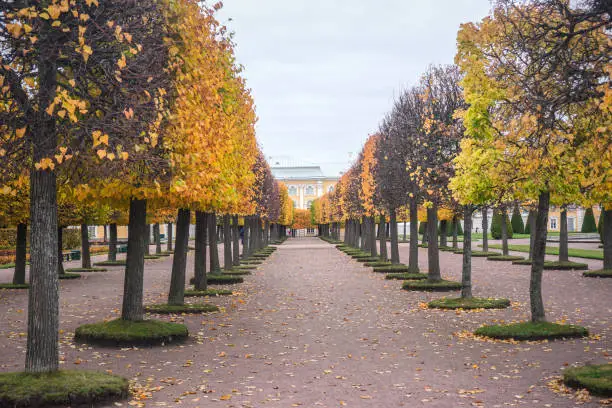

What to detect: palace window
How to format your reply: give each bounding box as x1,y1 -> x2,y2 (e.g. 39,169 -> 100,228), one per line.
328,185 -> 334,193
305,185 -> 314,195
550,217 -> 558,230
288,185 -> 297,196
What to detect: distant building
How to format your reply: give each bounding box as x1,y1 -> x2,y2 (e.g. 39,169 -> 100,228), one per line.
269,156 -> 346,210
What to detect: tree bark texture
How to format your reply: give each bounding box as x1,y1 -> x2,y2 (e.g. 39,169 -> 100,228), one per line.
603,209 -> 612,270
209,213 -> 221,273
108,223 -> 117,261
530,191 -> 549,322
528,210 -> 536,259
408,199 -> 419,273
168,209 -> 190,305
194,211 -> 208,291
223,214 -> 232,271
427,205 -> 441,281
422,222 -> 428,244
379,217 -> 387,262
81,223 -> 91,269
167,222 -> 173,252
439,220 -> 448,248
121,199 -> 147,322
452,216 -> 459,249
154,223 -> 162,254
57,227 -> 64,276
481,207 -> 489,252
559,206 -> 569,262
144,224 -> 151,255
13,223 -> 27,285
242,217 -> 250,258
369,216 -> 377,257
232,215 -> 240,266
390,210 -> 400,264
500,208 -> 509,256
461,206 -> 473,298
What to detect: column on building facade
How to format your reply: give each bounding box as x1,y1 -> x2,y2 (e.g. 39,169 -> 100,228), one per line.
298,184 -> 305,209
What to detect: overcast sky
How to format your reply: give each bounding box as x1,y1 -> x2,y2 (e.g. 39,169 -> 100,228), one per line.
217,1 -> 492,173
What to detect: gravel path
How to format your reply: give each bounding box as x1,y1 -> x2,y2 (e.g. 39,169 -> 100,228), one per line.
0,237 -> 609,407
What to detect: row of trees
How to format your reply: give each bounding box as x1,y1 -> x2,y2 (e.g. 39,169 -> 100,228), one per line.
313,0 -> 610,322
0,0 -> 292,374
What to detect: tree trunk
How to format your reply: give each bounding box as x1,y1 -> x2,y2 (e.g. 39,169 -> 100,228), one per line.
209,213 -> 220,273
559,206 -> 569,262
369,216 -> 377,257
379,217 -> 387,262
452,216 -> 459,249
81,223 -> 91,269
121,199 -> 147,322
528,210 -> 536,260
363,217 -> 370,252
427,205 -> 441,281
57,227 -> 64,276
25,43 -> 60,374
408,199 -> 419,273
144,224 -> 151,255
108,223 -> 117,261
168,209 -> 190,306
233,216 -> 240,266
154,223 -> 162,254
223,214 -> 232,271
530,191 -> 549,322
359,219 -> 365,251
242,217 -> 250,259
422,222 -> 428,244
403,221 -> 407,241
500,208 -> 509,256
193,211 -> 208,291
167,222 -> 173,252
603,208 -> 612,270
482,207 -> 489,252
103,225 -> 108,243
439,220 -> 448,248
390,210 -> 400,264
461,205 -> 473,298
13,223 -> 27,285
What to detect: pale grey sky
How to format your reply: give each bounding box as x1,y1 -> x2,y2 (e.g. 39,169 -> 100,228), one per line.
217,1 -> 492,172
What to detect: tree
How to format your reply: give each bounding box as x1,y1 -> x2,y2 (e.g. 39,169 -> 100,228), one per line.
511,204 -> 525,234
491,210 -> 513,240
581,208 -> 597,233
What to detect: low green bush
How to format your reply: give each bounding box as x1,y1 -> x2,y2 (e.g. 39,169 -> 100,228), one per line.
471,251 -> 501,257
428,297 -> 510,310
474,321 -> 588,341
0,283 -> 29,289
145,303 -> 219,314
384,273 -> 428,280
0,370 -> 128,407
94,260 -> 126,267
184,289 -> 232,297
487,255 -> 524,261
542,261 -> 589,270
583,269 -> 612,278
563,364 -> 612,397
65,267 -> 107,273
364,262 -> 392,267
74,319 -> 188,346
402,279 -> 462,292
373,264 -> 410,273
206,275 -> 244,285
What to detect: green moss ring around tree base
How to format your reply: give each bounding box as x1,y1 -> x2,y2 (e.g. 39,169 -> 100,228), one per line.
145,303 -> 219,314
0,283 -> 29,289
206,275 -> 244,285
65,267 -> 108,273
184,289 -> 233,297
385,273 -> 428,280
373,265 -> 411,273
241,260 -> 263,265
144,255 -> 161,260
474,321 -> 588,341
222,270 -> 251,276
58,273 -> 81,280
563,364 -> 612,397
356,257 -> 382,262
74,319 -> 189,347
583,269 -> 612,278
402,279 -> 462,292
428,297 -> 510,310
487,255 -> 525,261
364,262 -> 392,267
0,370 -> 128,408
94,260 -> 126,267
542,261 -> 589,270
471,251 -> 501,257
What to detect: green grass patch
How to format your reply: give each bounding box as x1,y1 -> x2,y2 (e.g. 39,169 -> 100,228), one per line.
487,255 -> 525,261
384,273 -> 428,280
222,269 -> 251,276
184,289 -> 233,297
512,258 -> 533,265
485,244 -> 603,260
206,275 -> 244,285
355,257 -> 382,262
583,269 -> 612,278
235,265 -> 257,270
94,260 -> 126,266
542,261 -> 589,270
0,370 -> 128,407
0,283 -> 29,289
373,264 -> 411,273
402,279 -> 462,292
474,321 -> 588,341
241,260 -> 263,265
428,297 -> 510,310
471,251 -> 501,257
65,267 -> 108,273
145,303 -> 219,314
439,246 -> 457,252
563,364 -> 612,397
364,261 -> 393,267
58,273 -> 81,280
74,319 -> 188,346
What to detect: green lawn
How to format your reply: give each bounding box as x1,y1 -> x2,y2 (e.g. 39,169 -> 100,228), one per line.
485,244 -> 603,260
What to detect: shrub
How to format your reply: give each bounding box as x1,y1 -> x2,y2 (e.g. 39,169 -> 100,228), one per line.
474,321 -> 588,340
490,210 -> 513,239
145,303 -> 219,314
74,319 -> 188,346
511,205 -> 525,234
428,297 -> 510,310
581,208 -> 597,233
402,279 -> 462,291
583,269 -> 612,278
563,364 -> 612,397
525,212 -> 533,235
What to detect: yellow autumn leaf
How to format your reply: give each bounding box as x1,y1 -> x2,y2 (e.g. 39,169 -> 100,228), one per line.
219,395 -> 231,401
97,149 -> 107,159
